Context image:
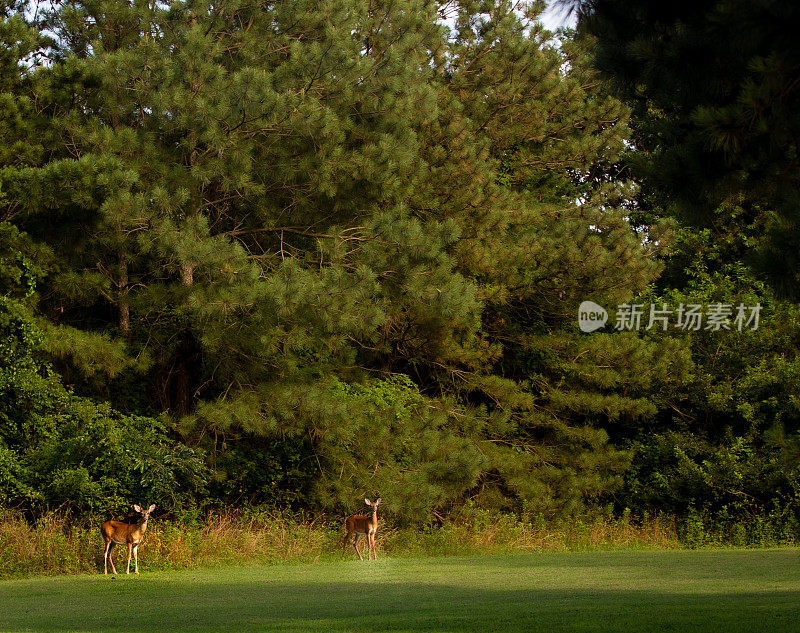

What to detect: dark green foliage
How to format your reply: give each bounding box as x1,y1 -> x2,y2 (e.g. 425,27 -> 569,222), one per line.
581,0 -> 800,205
564,0 -> 800,535
0,223 -> 205,516
0,298 -> 207,515
579,0 -> 800,293
610,188 -> 800,531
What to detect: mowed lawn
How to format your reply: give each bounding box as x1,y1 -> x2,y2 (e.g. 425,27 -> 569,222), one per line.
1,550 -> 799,632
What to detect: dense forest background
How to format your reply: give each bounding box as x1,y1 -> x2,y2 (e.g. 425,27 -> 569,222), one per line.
1,0 -> 798,537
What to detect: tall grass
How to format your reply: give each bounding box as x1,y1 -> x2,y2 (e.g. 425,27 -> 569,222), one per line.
385,510 -> 680,557
0,507 -> 685,579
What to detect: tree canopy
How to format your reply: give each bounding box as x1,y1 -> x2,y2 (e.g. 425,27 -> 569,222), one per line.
0,0 -> 797,538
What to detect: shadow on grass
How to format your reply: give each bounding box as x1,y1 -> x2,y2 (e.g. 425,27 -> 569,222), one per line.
2,574 -> 799,633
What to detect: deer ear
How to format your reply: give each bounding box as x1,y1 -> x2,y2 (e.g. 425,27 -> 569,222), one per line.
376,498 -> 381,505
364,498 -> 371,505
133,505 -> 142,513
148,504 -> 156,512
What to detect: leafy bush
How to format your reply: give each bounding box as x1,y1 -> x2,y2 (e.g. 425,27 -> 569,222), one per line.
0,278 -> 207,517
623,430 -> 800,546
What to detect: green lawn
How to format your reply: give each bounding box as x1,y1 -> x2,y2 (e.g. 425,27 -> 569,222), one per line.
1,550 -> 799,632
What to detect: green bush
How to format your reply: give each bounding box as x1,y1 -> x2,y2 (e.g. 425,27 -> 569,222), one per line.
0,286 -> 207,517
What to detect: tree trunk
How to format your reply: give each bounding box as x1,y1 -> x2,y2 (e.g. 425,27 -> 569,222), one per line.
181,262 -> 194,286
119,255 -> 130,335
168,261 -> 196,414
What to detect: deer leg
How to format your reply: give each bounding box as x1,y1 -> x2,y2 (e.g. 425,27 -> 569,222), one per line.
107,541 -> 117,576
133,545 -> 139,574
126,543 -> 132,574
353,533 -> 364,560
370,533 -> 377,560
110,543 -> 118,574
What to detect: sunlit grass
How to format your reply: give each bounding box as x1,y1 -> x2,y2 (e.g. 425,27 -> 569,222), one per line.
2,551 -> 799,632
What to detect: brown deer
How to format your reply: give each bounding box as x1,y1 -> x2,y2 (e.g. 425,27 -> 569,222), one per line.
342,498 -> 381,560
100,504 -> 156,575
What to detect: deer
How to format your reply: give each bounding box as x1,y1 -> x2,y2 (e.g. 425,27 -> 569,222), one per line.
100,503 -> 156,575
342,498 -> 381,560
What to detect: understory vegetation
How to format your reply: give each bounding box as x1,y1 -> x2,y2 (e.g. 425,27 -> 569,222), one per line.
4,504 -> 800,579
1,0 -> 799,569
0,507 -> 676,578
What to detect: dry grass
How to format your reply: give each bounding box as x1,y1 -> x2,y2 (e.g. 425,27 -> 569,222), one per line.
384,511 -> 680,556
0,507 -> 681,579
0,510 -> 98,576
144,510 -> 336,569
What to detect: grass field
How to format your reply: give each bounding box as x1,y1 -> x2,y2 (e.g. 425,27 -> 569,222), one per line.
1,550 -> 799,632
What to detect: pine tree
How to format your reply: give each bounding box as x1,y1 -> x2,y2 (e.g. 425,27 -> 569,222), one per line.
577,0 -> 800,294
3,0 -> 695,519
433,2 -> 692,514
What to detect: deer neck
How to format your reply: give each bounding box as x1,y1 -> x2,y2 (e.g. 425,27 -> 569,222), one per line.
136,516 -> 149,536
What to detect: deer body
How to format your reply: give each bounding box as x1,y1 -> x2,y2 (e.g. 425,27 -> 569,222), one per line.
342,498 -> 381,560
100,504 -> 155,575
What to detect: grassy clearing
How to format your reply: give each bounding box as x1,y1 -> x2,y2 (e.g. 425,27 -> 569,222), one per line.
1,550 -> 799,632
0,509 -> 680,579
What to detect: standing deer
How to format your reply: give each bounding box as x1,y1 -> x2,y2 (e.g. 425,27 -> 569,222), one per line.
342,498 -> 381,560
100,503 -> 156,575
